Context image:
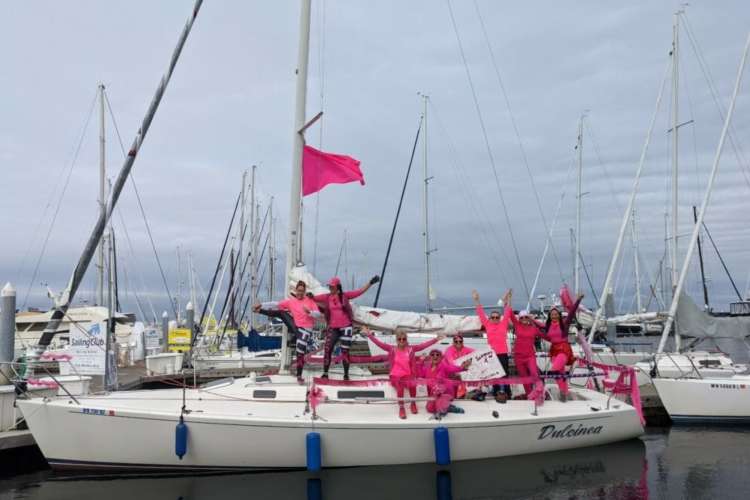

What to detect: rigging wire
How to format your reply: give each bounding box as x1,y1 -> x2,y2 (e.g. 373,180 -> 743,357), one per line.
427,99 -> 513,286
700,221 -> 743,301
472,0 -> 564,282
681,13 -> 750,191
373,117 -> 423,307
104,90 -> 177,318
21,91 -> 99,309
115,206 -> 158,322
444,0 -> 531,302
311,0 -> 327,275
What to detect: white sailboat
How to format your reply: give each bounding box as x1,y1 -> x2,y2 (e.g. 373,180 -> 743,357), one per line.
648,26 -> 750,424
19,0 -> 644,471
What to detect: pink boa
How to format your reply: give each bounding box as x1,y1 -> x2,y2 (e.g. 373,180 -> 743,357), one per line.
576,359 -> 645,426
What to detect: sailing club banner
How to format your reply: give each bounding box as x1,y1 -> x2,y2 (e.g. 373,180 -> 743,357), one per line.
456,348 -> 506,381
61,321 -> 107,375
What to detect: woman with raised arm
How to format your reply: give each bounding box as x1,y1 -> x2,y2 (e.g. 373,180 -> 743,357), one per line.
253,280 -> 320,383
366,328 -> 443,419
540,286 -> 584,402
473,289 -> 512,403
505,289 -> 544,400
313,275 -> 379,380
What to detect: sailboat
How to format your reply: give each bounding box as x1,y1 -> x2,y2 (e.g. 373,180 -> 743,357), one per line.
647,24 -> 750,423
18,0 -> 643,471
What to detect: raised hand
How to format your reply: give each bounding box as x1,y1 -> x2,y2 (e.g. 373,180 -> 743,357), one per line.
471,290 -> 480,303
252,303 -> 261,312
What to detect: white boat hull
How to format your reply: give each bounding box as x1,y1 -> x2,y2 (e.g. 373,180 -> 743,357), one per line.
653,375 -> 750,424
18,376 -> 642,471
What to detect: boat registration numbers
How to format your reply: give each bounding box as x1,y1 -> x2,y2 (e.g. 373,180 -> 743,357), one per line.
710,383 -> 747,390
82,408 -> 115,416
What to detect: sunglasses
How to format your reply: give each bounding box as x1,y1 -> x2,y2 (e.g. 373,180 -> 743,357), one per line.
397,337 -> 407,342
490,315 -> 501,320
453,339 -> 463,344
430,353 -> 441,358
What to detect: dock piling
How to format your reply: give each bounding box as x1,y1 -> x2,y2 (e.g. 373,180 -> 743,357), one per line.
0,283 -> 16,383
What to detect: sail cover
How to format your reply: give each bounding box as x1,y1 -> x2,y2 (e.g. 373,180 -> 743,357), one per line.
288,266 -> 481,333
675,292 -> 750,339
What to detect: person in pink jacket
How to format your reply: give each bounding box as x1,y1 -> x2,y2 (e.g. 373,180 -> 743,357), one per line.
443,335 -> 475,365
539,287 -> 584,402
313,275 -> 379,380
366,328 -> 443,419
420,349 -> 471,416
254,280 -> 320,383
505,289 -> 544,400
472,289 -> 512,403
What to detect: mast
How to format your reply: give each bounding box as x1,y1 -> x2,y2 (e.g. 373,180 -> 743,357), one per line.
282,0 -> 312,371
693,205 -> 710,309
97,83 -> 106,306
251,198 -> 260,329
238,169 -> 247,327
631,208 -> 643,315
587,59 -> 670,343
35,0 -> 204,352
176,245 -> 182,324
575,115 -> 583,295
268,197 -> 275,302
670,12 -> 680,297
658,31 -> 750,353
249,165 -> 257,329
670,12 -> 682,350
421,93 -> 434,312
105,181 -> 117,391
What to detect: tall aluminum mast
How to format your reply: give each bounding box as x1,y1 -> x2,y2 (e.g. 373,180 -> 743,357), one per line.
36,0 -> 204,350
282,0 -> 312,371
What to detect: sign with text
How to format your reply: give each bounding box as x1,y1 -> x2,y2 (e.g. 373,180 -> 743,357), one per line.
62,321 -> 107,375
455,348 -> 505,381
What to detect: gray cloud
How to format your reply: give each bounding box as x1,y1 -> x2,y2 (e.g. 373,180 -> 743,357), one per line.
2,1 -> 749,320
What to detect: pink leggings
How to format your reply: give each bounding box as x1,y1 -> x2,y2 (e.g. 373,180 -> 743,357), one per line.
390,376 -> 416,407
515,355 -> 543,398
550,352 -> 569,394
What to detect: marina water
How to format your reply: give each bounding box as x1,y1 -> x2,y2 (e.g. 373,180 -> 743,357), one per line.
1,427 -> 748,499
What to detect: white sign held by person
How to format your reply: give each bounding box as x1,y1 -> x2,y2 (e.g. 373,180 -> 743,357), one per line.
455,348 -> 505,381
62,321 -> 107,375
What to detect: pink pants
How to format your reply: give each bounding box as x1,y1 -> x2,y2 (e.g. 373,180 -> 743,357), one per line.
426,383 -> 454,414
550,352 -> 569,395
515,355 -> 543,399
390,376 -> 416,408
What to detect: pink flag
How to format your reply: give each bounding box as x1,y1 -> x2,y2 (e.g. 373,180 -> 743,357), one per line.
302,145 -> 365,196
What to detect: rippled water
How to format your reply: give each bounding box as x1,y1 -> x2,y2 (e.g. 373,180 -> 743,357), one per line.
1,427 -> 749,500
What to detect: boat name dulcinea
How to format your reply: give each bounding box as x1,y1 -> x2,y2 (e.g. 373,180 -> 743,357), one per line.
537,423 -> 603,440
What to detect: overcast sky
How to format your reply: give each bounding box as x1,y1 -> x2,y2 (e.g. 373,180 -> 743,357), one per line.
2,1 -> 749,320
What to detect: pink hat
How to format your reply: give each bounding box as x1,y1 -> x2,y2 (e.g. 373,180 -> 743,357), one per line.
327,277 -> 341,287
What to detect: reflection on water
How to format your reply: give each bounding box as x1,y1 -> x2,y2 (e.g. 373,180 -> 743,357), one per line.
2,428 -> 750,500
0,440 -> 648,500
